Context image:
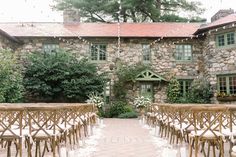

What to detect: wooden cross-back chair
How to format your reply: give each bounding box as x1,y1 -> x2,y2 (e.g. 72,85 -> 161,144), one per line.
157,105 -> 171,138
26,106 -> 63,157
0,106 -> 24,157
169,105 -> 193,145
149,105 -> 159,127
225,106 -> 236,157
189,106 -> 228,157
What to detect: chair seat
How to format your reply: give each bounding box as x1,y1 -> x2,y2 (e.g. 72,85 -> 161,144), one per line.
190,130 -> 223,138
32,130 -> 60,138
222,128 -> 236,136
0,129 -> 21,137
57,124 -> 72,131
174,123 -> 196,131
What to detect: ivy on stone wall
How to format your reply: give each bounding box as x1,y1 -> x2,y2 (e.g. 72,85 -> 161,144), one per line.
23,50 -> 106,102
113,63 -> 149,101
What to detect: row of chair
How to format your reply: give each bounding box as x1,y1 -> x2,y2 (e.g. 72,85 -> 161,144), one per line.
146,104 -> 236,157
0,103 -> 97,157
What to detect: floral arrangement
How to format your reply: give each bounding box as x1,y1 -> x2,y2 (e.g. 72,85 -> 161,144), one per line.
87,92 -> 104,108
134,96 -> 152,108
217,92 -> 236,97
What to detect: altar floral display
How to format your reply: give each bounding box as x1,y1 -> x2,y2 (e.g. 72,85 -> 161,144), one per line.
87,93 -> 105,108
134,96 -> 152,109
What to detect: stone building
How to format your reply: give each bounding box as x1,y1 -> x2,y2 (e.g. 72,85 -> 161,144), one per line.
0,10 -> 236,104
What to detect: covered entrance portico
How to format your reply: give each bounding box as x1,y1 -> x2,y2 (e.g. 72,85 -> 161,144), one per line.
136,70 -> 167,102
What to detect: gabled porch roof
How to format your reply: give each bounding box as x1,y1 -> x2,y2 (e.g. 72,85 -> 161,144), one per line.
136,70 -> 167,82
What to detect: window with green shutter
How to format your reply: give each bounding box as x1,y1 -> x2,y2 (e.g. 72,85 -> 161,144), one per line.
175,45 -> 192,61
179,80 -> 192,97
217,75 -> 236,95
43,44 -> 59,54
216,32 -> 235,47
90,44 -> 107,61
142,44 -> 151,62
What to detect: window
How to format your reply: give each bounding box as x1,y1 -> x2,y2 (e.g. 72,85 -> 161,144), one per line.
217,32 -> 235,47
179,80 -> 192,97
217,35 -> 225,47
90,44 -> 107,61
43,44 -> 59,54
140,83 -> 153,101
175,45 -> 192,61
142,44 -> 151,62
218,75 -> 236,95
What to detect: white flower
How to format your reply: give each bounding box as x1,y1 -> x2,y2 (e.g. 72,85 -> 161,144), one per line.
134,96 -> 151,108
87,92 -> 105,108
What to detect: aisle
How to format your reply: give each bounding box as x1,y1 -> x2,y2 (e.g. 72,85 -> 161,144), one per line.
93,118 -> 161,157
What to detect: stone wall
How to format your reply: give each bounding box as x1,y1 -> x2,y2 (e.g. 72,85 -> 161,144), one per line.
202,28 -> 236,103
0,34 -> 17,50
14,37 -> 203,103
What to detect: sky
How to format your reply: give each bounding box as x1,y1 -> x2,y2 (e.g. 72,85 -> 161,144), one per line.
0,0 -> 235,23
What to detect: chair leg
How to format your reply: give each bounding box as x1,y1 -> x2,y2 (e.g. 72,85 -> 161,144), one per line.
213,143 -> 216,157
14,141 -> 18,157
52,136 -> 56,157
26,137 -> 32,157
194,137 -> 199,157
207,141 -> 210,157
189,138 -> 193,157
7,141 -> 12,157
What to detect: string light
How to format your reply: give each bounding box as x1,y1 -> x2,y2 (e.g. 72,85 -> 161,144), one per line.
12,0 -> 236,55
117,0 -> 121,57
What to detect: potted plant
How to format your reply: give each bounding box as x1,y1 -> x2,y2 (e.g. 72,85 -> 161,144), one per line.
87,92 -> 104,112
133,96 -> 152,115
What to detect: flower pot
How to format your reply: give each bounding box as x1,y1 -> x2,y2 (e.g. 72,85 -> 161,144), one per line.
217,96 -> 236,101
138,107 -> 146,116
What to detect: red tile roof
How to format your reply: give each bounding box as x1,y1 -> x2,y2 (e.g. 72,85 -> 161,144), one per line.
195,14 -> 236,34
0,22 -> 201,38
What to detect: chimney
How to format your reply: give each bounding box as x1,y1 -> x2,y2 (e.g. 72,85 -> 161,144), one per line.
63,9 -> 80,24
211,9 -> 234,22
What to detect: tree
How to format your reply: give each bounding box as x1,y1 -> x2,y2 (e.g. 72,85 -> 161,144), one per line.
23,50 -> 106,102
0,50 -> 24,102
54,0 -> 205,22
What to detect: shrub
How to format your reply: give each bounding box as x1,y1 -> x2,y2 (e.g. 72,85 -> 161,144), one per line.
0,50 -> 24,102
118,112 -> 138,119
107,101 -> 127,118
23,50 -> 106,102
100,101 -> 136,118
188,76 -> 212,103
166,77 -> 180,103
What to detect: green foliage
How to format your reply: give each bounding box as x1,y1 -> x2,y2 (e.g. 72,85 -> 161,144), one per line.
118,112 -> 138,119
23,50 -> 106,102
167,76 -> 212,104
0,50 -> 24,102
107,101 -> 128,118
167,77 -> 180,103
113,63 -> 148,101
99,101 -> 135,118
55,0 -> 205,22
188,76 -> 212,103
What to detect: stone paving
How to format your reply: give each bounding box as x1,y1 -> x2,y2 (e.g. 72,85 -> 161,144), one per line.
94,118 -> 158,157
93,118 -> 231,157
